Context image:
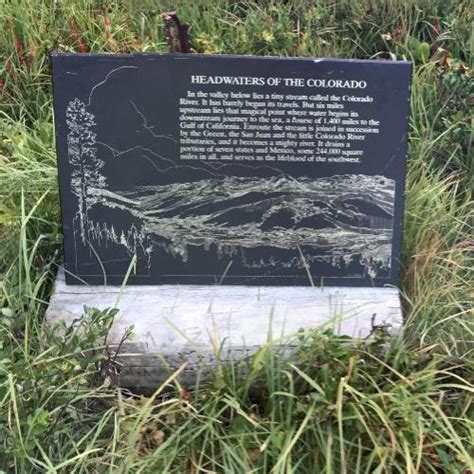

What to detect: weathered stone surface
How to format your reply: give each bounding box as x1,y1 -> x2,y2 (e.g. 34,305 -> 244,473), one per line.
46,268 -> 402,391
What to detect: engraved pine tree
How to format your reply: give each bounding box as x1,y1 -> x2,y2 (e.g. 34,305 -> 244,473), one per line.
66,98 -> 106,242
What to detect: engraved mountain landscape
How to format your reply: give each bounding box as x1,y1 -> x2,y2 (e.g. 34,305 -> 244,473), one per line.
63,91 -> 396,282
64,94 -> 395,282
87,171 -> 395,280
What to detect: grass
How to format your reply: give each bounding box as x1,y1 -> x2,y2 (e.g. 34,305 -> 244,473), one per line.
0,0 -> 472,472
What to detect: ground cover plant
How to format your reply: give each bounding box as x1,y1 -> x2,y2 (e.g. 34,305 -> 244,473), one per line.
0,0 -> 472,472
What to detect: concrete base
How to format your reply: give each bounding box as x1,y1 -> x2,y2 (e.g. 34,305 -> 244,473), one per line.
45,268 -> 403,392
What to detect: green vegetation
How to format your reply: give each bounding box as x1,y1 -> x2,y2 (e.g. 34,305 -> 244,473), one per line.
0,0 -> 472,472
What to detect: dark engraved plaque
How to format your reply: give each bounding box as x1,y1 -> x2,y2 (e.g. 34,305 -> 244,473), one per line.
51,53 -> 411,286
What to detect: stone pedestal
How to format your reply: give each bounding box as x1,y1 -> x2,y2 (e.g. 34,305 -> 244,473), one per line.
46,268 -> 403,392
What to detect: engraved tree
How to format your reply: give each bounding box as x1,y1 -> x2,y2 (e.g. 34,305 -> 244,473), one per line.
66,98 -> 106,242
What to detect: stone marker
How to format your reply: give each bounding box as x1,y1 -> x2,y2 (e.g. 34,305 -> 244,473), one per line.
48,53 -> 411,389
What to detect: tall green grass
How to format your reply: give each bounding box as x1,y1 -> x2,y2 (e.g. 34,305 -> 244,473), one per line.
0,0 -> 472,472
